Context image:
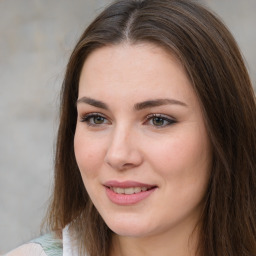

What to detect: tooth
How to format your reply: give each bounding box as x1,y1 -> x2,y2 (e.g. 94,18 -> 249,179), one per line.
124,187 -> 135,195
118,187 -> 125,194
113,187 -> 124,194
111,187 -> 150,194
134,187 -> 141,193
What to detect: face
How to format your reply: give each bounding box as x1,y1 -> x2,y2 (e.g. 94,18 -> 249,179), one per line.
74,43 -> 211,239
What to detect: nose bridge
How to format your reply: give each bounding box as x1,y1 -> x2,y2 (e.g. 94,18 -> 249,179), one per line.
112,123 -> 130,146
105,122 -> 142,170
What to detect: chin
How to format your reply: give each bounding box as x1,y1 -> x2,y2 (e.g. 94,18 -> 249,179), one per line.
104,215 -> 155,238
110,226 -> 150,238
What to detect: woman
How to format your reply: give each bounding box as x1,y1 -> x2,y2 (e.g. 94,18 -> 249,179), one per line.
5,0 -> 256,255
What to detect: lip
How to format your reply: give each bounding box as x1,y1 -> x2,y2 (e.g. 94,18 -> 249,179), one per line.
104,180 -> 157,205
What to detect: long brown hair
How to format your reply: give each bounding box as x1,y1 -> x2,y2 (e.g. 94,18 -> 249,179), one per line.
46,0 -> 256,255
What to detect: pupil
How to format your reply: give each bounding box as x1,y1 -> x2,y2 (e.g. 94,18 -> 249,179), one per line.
94,116 -> 104,124
153,117 -> 164,126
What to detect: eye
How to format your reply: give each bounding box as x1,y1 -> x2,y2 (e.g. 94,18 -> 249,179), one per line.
80,113 -> 110,126
145,114 -> 176,128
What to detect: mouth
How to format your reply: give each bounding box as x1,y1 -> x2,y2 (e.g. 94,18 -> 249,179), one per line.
109,186 -> 155,195
104,181 -> 157,205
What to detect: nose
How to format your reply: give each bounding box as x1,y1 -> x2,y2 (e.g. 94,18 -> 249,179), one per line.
104,125 -> 143,171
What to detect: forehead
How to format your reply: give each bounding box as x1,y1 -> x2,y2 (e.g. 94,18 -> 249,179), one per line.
78,43 -> 194,105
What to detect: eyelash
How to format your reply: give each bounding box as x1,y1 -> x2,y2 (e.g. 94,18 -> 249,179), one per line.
80,113 -> 176,128
145,114 -> 176,127
80,113 -> 109,127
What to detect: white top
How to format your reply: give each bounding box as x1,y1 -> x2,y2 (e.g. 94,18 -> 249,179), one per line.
63,225 -> 79,256
4,226 -> 81,256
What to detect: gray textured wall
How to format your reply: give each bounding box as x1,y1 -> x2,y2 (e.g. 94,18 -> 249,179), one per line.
0,0 -> 255,253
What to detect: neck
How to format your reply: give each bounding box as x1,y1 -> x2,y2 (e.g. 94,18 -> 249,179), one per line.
110,222 -> 200,256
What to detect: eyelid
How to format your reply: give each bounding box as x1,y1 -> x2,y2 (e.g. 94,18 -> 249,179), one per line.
79,112 -> 103,120
146,113 -> 175,119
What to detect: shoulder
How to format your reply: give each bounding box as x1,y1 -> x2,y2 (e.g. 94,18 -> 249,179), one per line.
4,233 -> 63,256
4,243 -> 48,256
4,243 -> 46,256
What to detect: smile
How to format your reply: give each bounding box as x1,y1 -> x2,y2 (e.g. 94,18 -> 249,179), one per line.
110,187 -> 149,194
104,181 -> 157,205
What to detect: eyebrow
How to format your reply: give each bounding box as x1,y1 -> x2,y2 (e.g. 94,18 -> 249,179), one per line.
76,96 -> 109,110
134,98 -> 188,110
76,96 -> 187,110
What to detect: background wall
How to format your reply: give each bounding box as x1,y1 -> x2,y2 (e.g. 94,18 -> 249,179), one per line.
0,0 -> 255,253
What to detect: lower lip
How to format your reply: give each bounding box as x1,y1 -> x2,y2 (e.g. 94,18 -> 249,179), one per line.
105,187 -> 156,205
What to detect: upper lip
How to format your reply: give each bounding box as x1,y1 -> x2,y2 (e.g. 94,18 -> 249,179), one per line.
104,180 -> 156,188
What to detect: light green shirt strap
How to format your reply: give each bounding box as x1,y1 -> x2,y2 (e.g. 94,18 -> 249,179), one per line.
30,233 -> 63,256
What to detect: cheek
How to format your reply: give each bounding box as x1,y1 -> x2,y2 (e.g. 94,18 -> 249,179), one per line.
74,129 -> 105,180
145,126 -> 211,179
147,128 -> 211,212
